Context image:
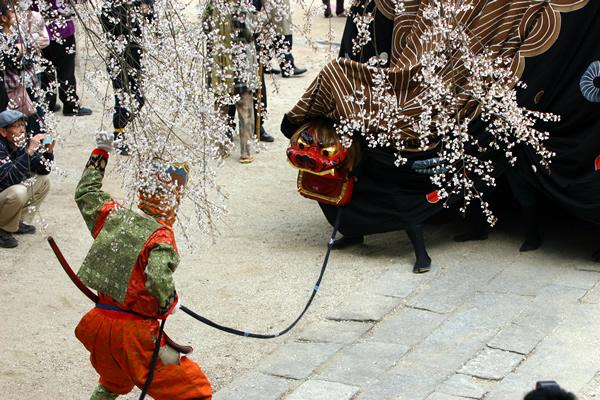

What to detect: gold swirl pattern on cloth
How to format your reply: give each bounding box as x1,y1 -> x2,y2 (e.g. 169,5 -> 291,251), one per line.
288,0 -> 588,149
85,153 -> 108,172
158,290 -> 178,315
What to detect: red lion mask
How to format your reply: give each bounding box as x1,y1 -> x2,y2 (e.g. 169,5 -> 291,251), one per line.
286,124 -> 349,179
287,120 -> 359,205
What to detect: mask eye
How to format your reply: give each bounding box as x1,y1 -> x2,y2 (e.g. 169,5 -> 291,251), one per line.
321,145 -> 337,157
297,138 -> 309,150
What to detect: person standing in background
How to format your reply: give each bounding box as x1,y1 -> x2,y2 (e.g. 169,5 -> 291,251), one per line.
205,0 -> 259,163
34,0 -> 93,116
267,0 -> 307,77
1,0 -> 45,133
99,0 -> 154,155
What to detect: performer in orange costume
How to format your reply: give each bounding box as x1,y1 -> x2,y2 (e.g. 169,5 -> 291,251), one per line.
74,132 -> 212,400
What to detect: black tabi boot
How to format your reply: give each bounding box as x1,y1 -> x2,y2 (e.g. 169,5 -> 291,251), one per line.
331,235 -> 364,249
519,205 -> 541,252
406,226 -> 431,274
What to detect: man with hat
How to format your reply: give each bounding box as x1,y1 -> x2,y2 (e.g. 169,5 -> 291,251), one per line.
73,132 -> 212,399
0,110 -> 54,248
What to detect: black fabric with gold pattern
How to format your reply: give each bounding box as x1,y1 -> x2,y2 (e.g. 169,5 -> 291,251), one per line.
86,153 -> 108,172
158,290 -> 178,316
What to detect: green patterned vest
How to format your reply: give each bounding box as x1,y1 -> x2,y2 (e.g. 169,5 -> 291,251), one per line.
77,208 -> 162,304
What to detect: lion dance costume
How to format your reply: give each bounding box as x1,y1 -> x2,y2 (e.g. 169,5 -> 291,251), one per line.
282,0 -> 600,264
74,146 -> 212,399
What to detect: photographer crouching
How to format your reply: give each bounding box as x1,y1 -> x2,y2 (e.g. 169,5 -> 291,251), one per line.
0,110 -> 54,248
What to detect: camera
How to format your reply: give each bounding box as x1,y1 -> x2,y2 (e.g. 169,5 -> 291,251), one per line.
524,381 -> 578,400
42,136 -> 54,145
536,381 -> 561,390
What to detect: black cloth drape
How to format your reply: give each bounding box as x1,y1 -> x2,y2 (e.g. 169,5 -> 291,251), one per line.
282,1 -> 600,235
514,2 -> 600,225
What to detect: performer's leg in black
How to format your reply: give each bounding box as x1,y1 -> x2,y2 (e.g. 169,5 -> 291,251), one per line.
519,205 -> 541,252
406,225 -> 431,273
453,191 -> 489,242
226,103 -> 236,141
505,167 -> 541,252
111,44 -> 144,131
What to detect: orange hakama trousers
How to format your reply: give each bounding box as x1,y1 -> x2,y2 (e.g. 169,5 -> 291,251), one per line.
76,308 -> 212,399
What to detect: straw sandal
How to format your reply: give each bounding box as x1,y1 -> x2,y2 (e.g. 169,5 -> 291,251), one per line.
239,155 -> 254,164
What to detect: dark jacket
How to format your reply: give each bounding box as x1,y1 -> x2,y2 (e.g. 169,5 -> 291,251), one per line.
0,135 -> 53,192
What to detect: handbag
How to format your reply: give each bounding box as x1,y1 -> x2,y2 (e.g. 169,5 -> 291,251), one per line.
297,169 -> 354,206
6,86 -> 36,117
4,69 -> 37,117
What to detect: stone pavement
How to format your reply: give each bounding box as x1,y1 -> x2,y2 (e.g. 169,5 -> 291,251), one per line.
212,214 -> 600,400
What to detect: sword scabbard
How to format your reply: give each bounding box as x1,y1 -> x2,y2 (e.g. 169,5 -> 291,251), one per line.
47,236 -> 99,303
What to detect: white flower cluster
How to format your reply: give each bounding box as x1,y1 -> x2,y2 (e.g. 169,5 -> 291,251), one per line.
350,10 -> 374,56
24,0 -> 308,247
3,0 -> 561,236
338,0 -> 558,224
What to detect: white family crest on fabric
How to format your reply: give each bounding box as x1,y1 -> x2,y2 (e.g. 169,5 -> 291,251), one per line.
580,61 -> 600,103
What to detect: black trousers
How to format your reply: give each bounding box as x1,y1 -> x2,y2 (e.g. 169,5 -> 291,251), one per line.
107,43 -> 145,130
279,35 -> 296,71
100,4 -> 146,130
323,0 -> 345,14
41,34 -> 79,112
